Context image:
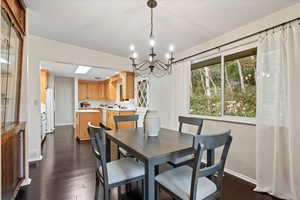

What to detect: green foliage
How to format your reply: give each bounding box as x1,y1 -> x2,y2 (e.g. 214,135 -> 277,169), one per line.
190,55 -> 256,118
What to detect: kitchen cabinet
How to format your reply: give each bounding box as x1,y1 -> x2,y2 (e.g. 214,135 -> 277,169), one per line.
78,81 -> 88,100
40,69 -> 48,104
98,81 -> 106,99
75,111 -> 102,141
106,110 -> 136,130
87,81 -> 99,100
79,80 -> 107,100
78,71 -> 134,102
105,79 -> 117,101
120,72 -> 134,100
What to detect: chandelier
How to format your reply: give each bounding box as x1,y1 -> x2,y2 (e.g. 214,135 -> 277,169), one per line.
129,0 -> 175,77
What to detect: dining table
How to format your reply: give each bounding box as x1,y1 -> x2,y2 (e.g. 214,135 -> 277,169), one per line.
105,127 -> 196,200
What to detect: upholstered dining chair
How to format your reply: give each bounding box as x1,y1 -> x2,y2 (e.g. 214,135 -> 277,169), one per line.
113,115 -> 139,158
87,123 -> 144,200
156,131 -> 232,200
168,116 -> 204,167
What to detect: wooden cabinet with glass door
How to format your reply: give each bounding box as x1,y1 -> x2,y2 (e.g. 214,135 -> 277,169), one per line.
1,1 -> 26,199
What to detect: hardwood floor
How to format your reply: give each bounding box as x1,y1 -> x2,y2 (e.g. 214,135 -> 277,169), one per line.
16,125 -> 279,200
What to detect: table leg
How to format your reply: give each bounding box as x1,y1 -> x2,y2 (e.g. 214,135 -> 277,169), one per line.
106,138 -> 111,162
144,160 -> 155,200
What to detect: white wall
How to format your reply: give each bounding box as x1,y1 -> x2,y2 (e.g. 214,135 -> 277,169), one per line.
150,3 -> 300,183
54,77 -> 74,126
26,33 -> 130,161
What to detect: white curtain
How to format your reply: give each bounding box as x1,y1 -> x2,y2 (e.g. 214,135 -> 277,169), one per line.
255,20 -> 300,200
167,61 -> 191,130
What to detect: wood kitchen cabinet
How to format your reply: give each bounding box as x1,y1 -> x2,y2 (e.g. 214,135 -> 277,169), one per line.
106,110 -> 136,130
75,111 -> 102,141
105,79 -> 117,101
78,80 -> 106,100
120,72 -> 134,100
78,71 -> 134,101
87,81 -> 99,100
40,69 -> 48,104
78,81 -> 88,100
98,81 -> 106,99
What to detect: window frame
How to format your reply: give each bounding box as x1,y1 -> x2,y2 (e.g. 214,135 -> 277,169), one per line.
135,76 -> 150,108
189,42 -> 257,125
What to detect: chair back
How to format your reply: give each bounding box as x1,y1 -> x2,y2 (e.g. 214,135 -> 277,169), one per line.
190,131 -> 232,200
114,115 -> 139,129
178,116 -> 204,135
87,123 -> 109,186
99,122 -> 112,131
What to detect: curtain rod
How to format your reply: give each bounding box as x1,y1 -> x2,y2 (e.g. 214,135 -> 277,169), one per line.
174,17 -> 300,64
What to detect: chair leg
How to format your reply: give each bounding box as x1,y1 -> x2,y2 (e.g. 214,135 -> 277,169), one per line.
104,187 -> 110,200
117,146 -> 121,159
118,186 -> 122,200
95,174 -> 99,200
155,183 -> 159,200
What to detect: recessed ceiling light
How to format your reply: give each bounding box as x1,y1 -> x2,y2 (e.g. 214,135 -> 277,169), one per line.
75,65 -> 91,74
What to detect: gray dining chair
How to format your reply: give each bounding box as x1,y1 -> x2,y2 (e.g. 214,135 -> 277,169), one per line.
156,131 -> 232,200
114,115 -> 139,158
168,116 -> 204,167
87,123 -> 144,200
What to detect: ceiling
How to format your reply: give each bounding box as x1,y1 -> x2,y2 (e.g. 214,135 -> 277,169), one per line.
28,0 -> 299,58
40,61 -> 119,81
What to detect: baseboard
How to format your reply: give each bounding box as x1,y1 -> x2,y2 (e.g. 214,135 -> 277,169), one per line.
55,122 -> 73,126
201,158 -> 257,185
225,168 -> 257,185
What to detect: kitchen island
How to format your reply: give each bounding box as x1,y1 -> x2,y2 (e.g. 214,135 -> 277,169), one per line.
75,109 -> 102,142
75,107 -> 137,141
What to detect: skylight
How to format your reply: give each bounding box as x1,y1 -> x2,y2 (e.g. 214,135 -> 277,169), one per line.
75,65 -> 91,74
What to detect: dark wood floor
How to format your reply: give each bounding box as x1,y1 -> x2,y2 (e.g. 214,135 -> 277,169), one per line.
16,125 -> 279,200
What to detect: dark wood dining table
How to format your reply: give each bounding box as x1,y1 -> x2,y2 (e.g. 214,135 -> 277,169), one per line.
105,127 -> 195,200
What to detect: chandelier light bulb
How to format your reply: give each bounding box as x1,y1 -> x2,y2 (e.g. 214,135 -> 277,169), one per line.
169,45 -> 174,52
165,53 -> 170,60
149,37 -> 155,47
132,52 -> 138,59
149,56 -> 153,62
130,44 -> 135,51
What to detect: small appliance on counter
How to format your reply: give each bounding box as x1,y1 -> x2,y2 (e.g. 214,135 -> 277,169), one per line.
80,102 -> 91,108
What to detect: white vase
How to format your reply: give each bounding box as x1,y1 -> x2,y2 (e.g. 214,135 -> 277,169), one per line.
144,110 -> 160,137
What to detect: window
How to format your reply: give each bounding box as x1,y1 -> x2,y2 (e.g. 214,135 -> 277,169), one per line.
190,47 -> 257,119
136,78 -> 149,107
224,49 -> 257,117
190,56 -> 222,116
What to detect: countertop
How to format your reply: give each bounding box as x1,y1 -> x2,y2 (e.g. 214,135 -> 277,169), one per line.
79,107 -> 136,112
76,110 -> 101,113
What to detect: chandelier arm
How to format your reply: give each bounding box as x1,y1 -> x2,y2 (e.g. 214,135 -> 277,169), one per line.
154,63 -> 170,73
156,60 -> 171,70
135,61 -> 150,71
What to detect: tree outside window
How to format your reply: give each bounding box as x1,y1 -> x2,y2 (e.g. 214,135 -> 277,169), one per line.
190,48 -> 257,118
